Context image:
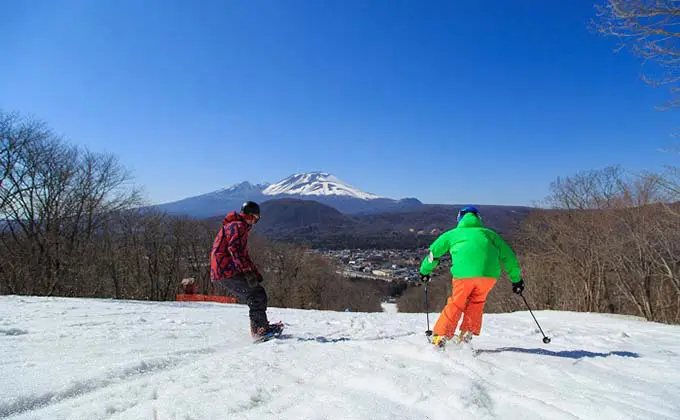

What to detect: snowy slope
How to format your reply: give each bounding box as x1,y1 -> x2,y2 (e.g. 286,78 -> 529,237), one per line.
148,181 -> 269,218
263,172 -> 382,200
2,296 -> 680,420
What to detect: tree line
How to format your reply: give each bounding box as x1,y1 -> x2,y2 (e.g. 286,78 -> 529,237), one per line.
399,166 -> 680,325
0,110 -> 381,312
3,110 -> 680,324
516,166 -> 680,324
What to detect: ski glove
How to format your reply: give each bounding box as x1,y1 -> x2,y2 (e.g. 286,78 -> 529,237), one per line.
512,279 -> 525,295
419,274 -> 431,285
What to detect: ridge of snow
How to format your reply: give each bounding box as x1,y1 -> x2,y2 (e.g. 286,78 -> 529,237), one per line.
2,296 -> 679,420
262,172 -> 383,200
197,181 -> 270,199
215,181 -> 270,194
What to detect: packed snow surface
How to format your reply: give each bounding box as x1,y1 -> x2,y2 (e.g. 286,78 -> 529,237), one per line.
262,172 -> 382,200
2,295 -> 680,420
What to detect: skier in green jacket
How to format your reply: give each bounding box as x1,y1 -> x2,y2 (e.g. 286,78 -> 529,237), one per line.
419,206 -> 525,347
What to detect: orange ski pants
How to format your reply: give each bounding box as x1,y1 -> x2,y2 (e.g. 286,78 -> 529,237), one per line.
433,277 -> 497,338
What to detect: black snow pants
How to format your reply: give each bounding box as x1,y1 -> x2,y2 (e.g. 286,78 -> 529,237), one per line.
214,274 -> 268,332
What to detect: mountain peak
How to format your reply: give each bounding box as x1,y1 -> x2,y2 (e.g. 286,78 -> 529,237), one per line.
262,172 -> 382,200
217,181 -> 269,193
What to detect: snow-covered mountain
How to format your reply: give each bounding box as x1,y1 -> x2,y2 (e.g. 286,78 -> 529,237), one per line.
152,171 -> 422,218
3,295 -> 679,419
205,181 -> 271,199
263,172 -> 382,200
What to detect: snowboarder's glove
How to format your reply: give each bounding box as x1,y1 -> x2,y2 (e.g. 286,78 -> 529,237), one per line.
244,271 -> 260,287
512,279 -> 525,295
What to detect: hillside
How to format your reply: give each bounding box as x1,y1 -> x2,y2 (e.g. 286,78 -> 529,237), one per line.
229,199 -> 535,249
256,198 -> 355,233
2,296 -> 679,419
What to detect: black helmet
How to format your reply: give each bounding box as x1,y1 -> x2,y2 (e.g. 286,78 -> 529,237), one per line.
240,201 -> 260,217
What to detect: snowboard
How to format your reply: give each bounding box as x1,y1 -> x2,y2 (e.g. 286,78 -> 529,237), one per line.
252,321 -> 285,344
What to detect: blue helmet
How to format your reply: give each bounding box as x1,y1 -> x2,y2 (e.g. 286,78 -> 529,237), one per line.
457,206 -> 481,222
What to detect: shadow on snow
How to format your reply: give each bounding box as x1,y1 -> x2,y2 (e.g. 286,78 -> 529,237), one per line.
475,347 -> 640,359
277,334 -> 352,343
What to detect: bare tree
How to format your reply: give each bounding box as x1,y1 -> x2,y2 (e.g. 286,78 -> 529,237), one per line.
516,164 -> 680,324
653,165 -> 680,206
247,235 -> 382,312
396,272 -> 450,314
0,111 -> 384,311
0,112 -> 141,296
546,165 -> 630,210
0,111 -> 52,217
594,0 -> 680,110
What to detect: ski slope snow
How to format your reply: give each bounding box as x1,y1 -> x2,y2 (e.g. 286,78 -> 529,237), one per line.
1,295 -> 679,420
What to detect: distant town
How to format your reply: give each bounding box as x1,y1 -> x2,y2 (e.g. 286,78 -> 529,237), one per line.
312,248 -> 449,283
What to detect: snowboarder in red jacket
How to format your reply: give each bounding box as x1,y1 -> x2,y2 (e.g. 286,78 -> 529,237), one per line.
210,201 -> 281,339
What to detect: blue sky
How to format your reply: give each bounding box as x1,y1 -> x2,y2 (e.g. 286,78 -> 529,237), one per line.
1,0 -> 677,206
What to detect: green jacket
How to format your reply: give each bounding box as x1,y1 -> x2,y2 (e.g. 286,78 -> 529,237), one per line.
419,213 -> 522,283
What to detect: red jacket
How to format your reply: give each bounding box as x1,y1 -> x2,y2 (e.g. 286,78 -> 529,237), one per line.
210,212 -> 258,281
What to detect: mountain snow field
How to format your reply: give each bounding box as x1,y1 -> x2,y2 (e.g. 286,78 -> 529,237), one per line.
262,172 -> 382,200
2,295 -> 679,420
152,171 -> 406,217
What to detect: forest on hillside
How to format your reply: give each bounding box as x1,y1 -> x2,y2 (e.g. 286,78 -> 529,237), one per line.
399,166 -> 680,325
0,111 -> 382,312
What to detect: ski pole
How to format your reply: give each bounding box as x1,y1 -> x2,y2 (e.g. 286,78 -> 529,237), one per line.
520,292 -> 551,344
424,284 -> 432,338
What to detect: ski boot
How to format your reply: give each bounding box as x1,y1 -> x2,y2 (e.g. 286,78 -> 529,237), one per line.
433,331 -> 473,350
266,321 -> 284,336
455,330 -> 474,345
252,321 -> 284,343
431,335 -> 447,349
